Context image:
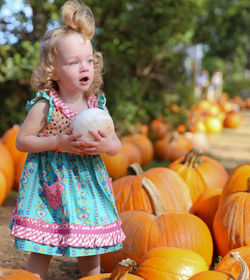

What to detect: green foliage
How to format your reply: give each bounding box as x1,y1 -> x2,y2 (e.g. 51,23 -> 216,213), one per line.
0,0 -> 249,136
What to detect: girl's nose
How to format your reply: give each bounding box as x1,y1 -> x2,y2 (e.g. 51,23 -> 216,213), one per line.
80,63 -> 89,72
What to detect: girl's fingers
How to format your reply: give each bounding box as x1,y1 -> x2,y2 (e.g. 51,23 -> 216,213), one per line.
88,130 -> 101,141
62,126 -> 73,135
98,130 -> 107,137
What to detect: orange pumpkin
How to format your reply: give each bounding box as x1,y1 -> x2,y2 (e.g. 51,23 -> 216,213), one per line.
1,125 -> 22,164
101,152 -> 129,180
189,271 -> 233,279
219,164 -> 250,206
193,187 -> 222,232
154,132 -> 193,162
0,171 -> 8,206
121,134 -> 154,166
113,165 -> 192,213
101,179 -> 213,271
215,246 -> 250,279
14,152 -> 28,190
169,148 -> 228,204
134,247 -> 208,280
149,119 -> 169,140
223,111 -> 242,129
80,259 -> 143,280
213,178 -> 250,257
0,142 -> 15,193
0,267 -> 40,279
120,143 -> 142,166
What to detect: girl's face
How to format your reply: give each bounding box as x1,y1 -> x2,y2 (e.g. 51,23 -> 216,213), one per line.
53,33 -> 94,95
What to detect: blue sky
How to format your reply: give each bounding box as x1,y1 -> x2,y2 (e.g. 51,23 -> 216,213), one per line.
0,0 -> 32,44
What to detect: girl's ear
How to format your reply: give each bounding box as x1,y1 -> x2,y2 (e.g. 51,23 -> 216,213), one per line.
51,72 -> 58,81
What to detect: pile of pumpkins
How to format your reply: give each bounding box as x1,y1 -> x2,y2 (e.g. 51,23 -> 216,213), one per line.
1,150 -> 249,280
97,152 -> 250,279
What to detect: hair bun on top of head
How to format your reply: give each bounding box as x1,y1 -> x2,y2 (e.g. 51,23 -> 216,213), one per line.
62,0 -> 95,40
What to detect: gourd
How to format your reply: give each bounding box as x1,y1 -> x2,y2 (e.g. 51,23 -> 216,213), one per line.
72,108 -> 115,141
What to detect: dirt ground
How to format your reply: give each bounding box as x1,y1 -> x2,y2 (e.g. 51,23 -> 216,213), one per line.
0,109 -> 250,279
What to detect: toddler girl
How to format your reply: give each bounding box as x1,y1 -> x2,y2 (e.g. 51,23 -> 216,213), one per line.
9,1 -> 125,279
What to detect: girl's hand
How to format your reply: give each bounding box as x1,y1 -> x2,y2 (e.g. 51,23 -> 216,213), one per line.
57,127 -> 85,155
81,130 -> 121,155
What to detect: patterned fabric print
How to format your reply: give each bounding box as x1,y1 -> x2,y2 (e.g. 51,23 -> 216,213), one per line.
38,107 -> 71,137
9,89 -> 125,257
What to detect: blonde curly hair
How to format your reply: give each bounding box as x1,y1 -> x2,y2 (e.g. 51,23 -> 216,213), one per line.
31,0 -> 103,97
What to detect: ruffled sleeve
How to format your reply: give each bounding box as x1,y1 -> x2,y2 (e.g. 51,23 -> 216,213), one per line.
96,92 -> 108,112
26,90 -> 54,123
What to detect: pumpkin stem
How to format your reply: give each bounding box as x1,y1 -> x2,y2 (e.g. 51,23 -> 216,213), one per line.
230,251 -> 249,280
141,177 -> 166,217
127,163 -> 144,176
183,148 -> 201,168
109,258 -> 137,280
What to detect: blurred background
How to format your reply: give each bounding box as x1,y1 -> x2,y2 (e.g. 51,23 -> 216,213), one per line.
0,0 -> 250,135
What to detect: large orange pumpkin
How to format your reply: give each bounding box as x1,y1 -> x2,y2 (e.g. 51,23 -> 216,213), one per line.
169,148 -> 228,203
0,267 -> 40,279
193,187 -> 222,232
213,179 -> 250,257
134,247 -> 208,280
1,125 -> 22,164
0,142 -> 15,193
0,171 -> 8,206
2,125 -> 28,189
101,179 -> 213,271
121,134 -> 153,166
219,164 -> 250,206
215,247 -> 250,279
113,164 -> 192,213
80,259 -> 143,280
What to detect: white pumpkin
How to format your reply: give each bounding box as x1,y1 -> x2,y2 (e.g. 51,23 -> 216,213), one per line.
72,108 -> 115,141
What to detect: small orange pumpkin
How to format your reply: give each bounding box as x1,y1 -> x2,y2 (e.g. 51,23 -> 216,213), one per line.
80,259 -> 143,280
134,247 -> 208,280
215,246 -> 250,279
0,267 -> 40,279
120,143 -> 142,166
101,152 -> 129,180
169,148 -> 228,204
121,134 -> 154,166
223,111 -> 242,129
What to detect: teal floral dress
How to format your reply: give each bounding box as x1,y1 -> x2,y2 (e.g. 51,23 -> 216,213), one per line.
9,89 -> 125,257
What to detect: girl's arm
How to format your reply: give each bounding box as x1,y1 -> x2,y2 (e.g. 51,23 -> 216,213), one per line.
16,99 -> 84,154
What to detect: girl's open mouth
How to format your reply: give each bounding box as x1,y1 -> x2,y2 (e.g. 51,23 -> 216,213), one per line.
80,77 -> 89,82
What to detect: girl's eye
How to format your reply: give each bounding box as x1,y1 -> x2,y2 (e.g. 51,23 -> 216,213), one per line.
88,59 -> 93,64
69,61 -> 78,65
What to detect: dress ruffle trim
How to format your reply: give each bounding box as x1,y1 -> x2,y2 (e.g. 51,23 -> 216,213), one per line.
10,216 -> 126,248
